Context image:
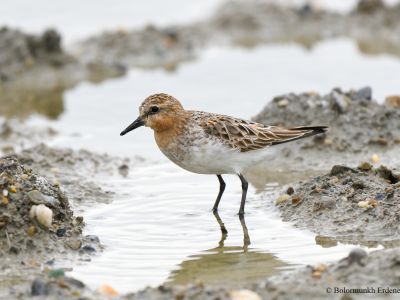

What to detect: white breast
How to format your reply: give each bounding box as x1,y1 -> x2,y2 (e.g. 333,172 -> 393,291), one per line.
161,133 -> 279,175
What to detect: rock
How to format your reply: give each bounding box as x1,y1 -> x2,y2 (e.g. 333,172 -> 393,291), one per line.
27,190 -> 46,205
358,161 -> 373,171
276,194 -> 290,204
31,278 -> 49,296
352,86 -> 372,101
48,268 -> 65,278
330,165 -> 357,176
277,99 -> 289,108
311,263 -> 327,278
98,284 -> 118,296
65,277 -> 85,289
118,164 -> 129,177
331,90 -> 351,113
56,228 -> 66,237
385,95 -> 400,108
286,186 -> 295,195
65,238 -> 82,250
84,235 -> 100,243
230,289 -> 262,300
313,196 -> 335,210
80,245 -> 96,253
27,225 -> 36,237
347,248 -> 367,265
357,200 -> 377,209
356,0 -> 385,14
291,195 -> 302,205
371,154 -> 380,164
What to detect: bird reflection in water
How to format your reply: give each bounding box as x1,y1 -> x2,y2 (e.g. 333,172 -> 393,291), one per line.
166,213 -> 287,288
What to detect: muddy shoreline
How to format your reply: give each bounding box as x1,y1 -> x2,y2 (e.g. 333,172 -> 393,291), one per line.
2,0 -> 400,298
1,84 -> 400,298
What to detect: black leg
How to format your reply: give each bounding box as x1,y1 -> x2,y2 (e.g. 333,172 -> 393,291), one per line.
239,214 -> 251,251
238,173 -> 248,216
213,211 -> 228,248
212,175 -> 226,212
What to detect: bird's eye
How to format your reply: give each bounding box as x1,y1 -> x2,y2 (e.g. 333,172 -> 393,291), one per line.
150,106 -> 159,113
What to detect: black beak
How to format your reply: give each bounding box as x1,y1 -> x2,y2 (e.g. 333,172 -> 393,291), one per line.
120,116 -> 145,136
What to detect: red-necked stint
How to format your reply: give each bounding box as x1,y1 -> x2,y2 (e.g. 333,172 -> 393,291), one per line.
120,93 -> 327,216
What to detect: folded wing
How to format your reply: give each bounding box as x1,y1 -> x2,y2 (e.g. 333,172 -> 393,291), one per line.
201,115 -> 327,152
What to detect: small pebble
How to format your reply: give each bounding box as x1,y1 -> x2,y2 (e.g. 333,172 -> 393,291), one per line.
81,245 -> 96,253
230,289 -> 262,300
8,185 -> 17,193
48,268 -> 65,278
385,95 -> 400,108
98,284 -> 119,296
353,86 -> 372,101
276,194 -> 290,204
27,226 -> 36,237
31,279 -> 48,296
291,195 -> 302,205
348,248 -> 367,265
27,190 -> 47,204
277,99 -> 289,108
312,264 -> 327,279
20,174 -> 29,180
65,239 -> 82,250
286,186 -> 295,195
358,200 -> 369,209
118,164 -> 129,177
358,161 -> 372,171
371,154 -> 380,164
358,199 -> 378,209
56,228 -> 66,237
329,176 -> 339,185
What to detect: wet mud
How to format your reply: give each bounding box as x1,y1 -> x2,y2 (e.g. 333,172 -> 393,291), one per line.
252,87 -> 400,171
2,0 -> 400,299
275,164 -> 400,247
0,156 -> 101,299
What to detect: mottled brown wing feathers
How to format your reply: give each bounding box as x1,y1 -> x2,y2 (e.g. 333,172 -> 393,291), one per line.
201,115 -> 327,152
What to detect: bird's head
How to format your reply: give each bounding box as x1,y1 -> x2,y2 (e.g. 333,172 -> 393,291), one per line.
120,93 -> 185,136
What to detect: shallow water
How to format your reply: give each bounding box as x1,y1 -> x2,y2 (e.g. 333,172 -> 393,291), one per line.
1,0 -> 400,44
4,39 -> 400,292
34,39 -> 400,158
69,164 -> 369,292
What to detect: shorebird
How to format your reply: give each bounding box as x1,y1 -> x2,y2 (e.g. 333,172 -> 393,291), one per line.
120,93 -> 327,216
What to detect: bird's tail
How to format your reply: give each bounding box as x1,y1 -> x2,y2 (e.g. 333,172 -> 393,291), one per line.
271,126 -> 328,146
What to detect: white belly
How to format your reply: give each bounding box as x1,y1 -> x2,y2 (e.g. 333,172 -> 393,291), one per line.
160,137 -> 280,175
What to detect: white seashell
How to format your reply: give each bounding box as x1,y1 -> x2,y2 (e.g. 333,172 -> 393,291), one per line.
29,204 -> 53,228
29,205 -> 37,219
2,189 -> 8,197
230,290 -> 262,300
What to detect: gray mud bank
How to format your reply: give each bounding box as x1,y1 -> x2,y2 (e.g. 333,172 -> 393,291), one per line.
1,85 -> 400,299
0,156 -> 101,299
252,87 -> 400,171
276,164 -> 400,247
